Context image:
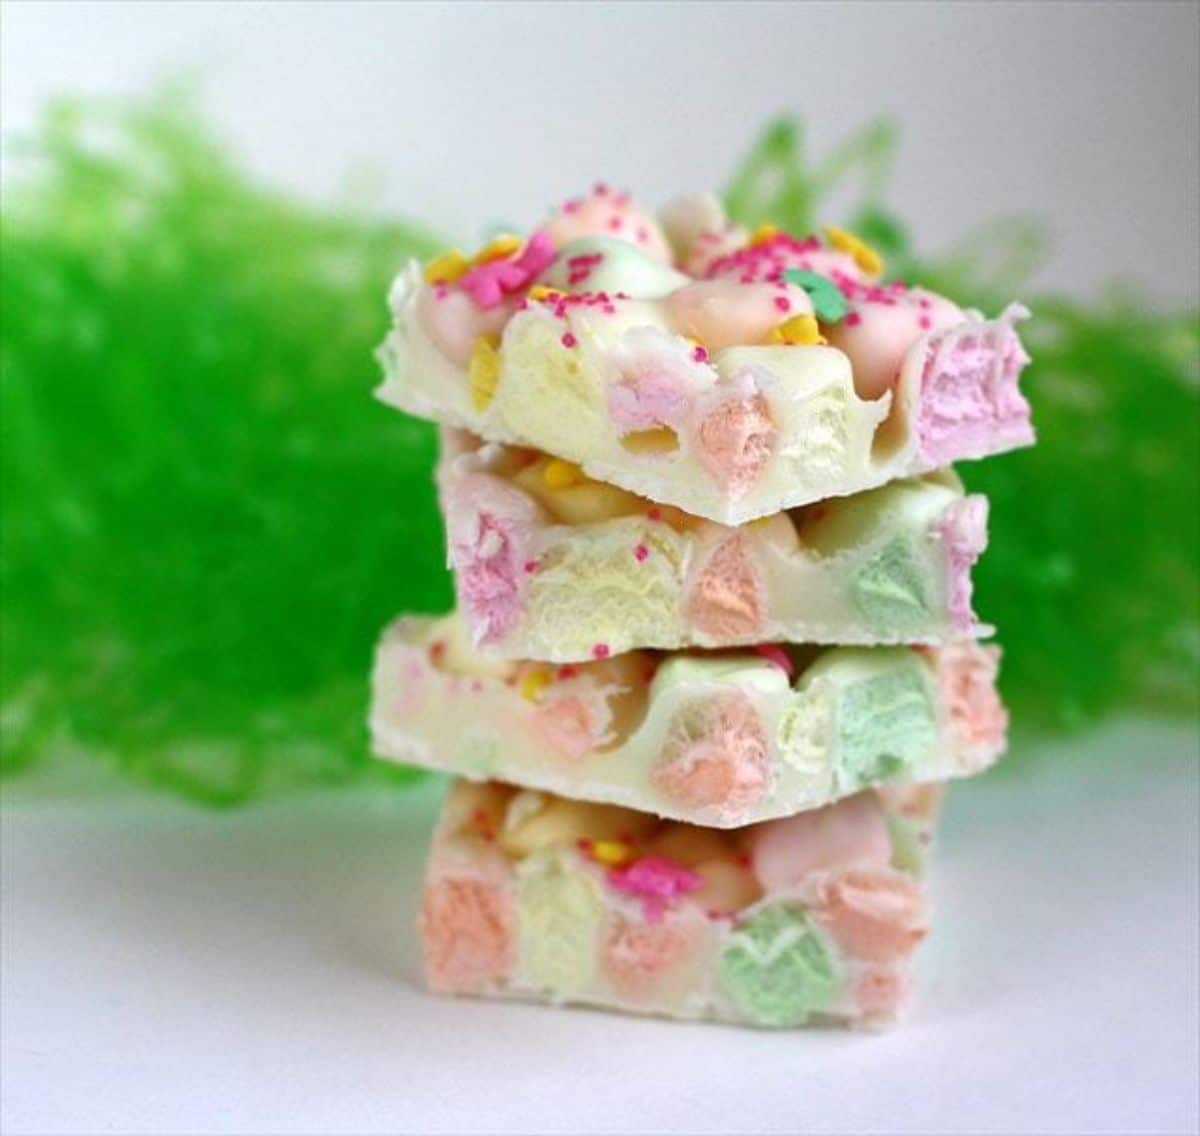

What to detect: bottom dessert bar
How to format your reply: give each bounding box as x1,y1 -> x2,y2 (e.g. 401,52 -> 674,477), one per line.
421,779 -> 941,1029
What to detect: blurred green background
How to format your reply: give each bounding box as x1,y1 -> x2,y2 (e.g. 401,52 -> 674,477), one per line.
2,88 -> 1197,804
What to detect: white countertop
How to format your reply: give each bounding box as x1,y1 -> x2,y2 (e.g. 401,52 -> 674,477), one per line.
3,719 -> 1197,1135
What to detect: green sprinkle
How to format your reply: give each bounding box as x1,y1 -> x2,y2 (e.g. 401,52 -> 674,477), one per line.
783,269 -> 848,323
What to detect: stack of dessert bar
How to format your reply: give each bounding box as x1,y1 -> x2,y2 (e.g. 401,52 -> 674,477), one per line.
370,184 -> 1032,1028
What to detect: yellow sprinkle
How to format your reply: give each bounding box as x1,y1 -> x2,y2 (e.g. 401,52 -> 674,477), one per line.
542,458 -> 583,490
472,234 -> 522,265
424,249 -> 470,284
468,336 -> 501,412
528,284 -> 563,302
749,223 -> 779,247
824,225 -> 885,278
770,313 -> 826,346
519,666 -> 552,702
590,840 -> 635,866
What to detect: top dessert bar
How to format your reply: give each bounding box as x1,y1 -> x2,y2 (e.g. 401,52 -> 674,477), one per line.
377,185 -> 1034,525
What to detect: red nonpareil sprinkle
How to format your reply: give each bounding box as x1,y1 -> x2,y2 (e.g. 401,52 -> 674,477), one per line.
691,344 -> 708,363
736,852 -> 752,869
592,643 -> 611,659
773,296 -> 791,312
633,543 -> 649,562
429,640 -> 446,663
594,181 -> 610,196
845,311 -> 862,327
647,506 -> 662,521
753,643 -> 795,679
557,664 -> 579,680
561,332 -> 578,348
523,559 -> 540,573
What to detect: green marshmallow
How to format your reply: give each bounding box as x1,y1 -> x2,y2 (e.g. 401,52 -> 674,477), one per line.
837,659 -> 936,789
782,269 -> 849,323
852,536 -> 931,632
720,904 -> 840,1026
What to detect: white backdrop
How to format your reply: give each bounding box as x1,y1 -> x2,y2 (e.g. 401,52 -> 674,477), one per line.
3,0 -> 1198,303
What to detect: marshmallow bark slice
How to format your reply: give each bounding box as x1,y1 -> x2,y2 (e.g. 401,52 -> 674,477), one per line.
371,613 -> 1006,827
439,431 -> 992,661
421,778 -> 941,1029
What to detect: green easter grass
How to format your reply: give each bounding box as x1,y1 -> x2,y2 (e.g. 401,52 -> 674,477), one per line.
2,93 -> 1196,804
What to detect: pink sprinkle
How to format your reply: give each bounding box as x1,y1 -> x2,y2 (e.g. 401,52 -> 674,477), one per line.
607,215 -> 622,231
918,315 -> 932,330
753,643 -> 795,680
594,181 -> 609,196
561,332 -> 578,348
563,198 -> 581,214
636,225 -> 648,242
606,856 -> 702,922
523,559 -> 540,574
592,643 -> 611,660
845,311 -> 862,327
633,544 -> 649,562
691,345 -> 708,363
773,296 -> 791,312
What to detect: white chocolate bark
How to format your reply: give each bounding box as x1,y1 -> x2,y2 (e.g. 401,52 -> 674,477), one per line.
371,613 -> 1006,826
439,430 -> 991,661
376,188 -> 1033,525
421,779 -> 941,1029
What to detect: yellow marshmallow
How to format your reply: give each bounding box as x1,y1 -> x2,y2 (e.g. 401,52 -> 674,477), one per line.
468,336 -> 501,411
